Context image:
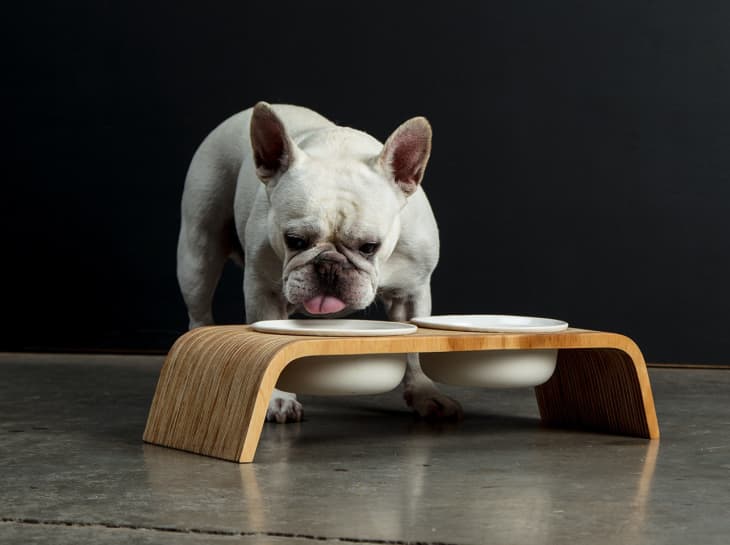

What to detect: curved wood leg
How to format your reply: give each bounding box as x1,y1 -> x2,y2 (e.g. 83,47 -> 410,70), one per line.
534,348 -> 659,439
143,326 -> 296,462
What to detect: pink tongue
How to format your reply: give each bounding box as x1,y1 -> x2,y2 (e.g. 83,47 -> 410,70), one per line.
303,295 -> 347,315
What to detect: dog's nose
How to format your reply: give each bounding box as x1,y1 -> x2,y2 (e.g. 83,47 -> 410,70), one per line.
314,251 -> 350,288
316,260 -> 341,288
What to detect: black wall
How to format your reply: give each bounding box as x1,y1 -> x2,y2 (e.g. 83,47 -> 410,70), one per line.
4,1 -> 730,363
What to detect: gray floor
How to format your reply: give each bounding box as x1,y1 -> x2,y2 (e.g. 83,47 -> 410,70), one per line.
0,353 -> 728,545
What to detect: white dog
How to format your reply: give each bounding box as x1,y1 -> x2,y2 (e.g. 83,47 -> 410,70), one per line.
177,103 -> 462,423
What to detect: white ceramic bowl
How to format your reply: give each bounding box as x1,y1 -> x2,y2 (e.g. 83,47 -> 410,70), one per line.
419,349 -> 558,388
411,314 -> 568,333
276,354 -> 407,395
252,319 -> 417,336
253,319 -> 414,396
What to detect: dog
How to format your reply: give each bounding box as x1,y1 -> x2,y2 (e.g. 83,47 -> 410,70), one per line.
177,102 -> 462,423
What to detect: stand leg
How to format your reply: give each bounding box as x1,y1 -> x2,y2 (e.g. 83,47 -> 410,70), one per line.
534,348 -> 659,439
143,327 -> 292,463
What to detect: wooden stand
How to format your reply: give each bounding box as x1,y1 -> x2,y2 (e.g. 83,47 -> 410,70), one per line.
143,326 -> 659,463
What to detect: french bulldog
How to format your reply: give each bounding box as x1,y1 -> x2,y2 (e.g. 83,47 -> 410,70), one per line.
177,102 -> 462,423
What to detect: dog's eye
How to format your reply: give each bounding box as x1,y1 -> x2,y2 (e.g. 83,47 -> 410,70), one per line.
285,235 -> 308,251
359,242 -> 379,256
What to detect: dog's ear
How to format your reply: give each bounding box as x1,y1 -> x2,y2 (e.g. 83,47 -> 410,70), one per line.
378,117 -> 432,196
250,102 -> 301,183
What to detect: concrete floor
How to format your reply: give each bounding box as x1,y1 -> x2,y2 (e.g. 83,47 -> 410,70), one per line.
0,353 -> 728,545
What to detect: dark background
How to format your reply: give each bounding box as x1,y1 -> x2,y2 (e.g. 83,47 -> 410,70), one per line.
4,1 -> 729,363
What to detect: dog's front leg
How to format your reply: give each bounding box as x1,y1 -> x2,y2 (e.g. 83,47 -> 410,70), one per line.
244,266 -> 304,424
385,286 -> 463,420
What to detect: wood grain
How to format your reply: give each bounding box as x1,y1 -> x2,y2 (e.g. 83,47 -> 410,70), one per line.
143,326 -> 659,463
535,348 -> 658,438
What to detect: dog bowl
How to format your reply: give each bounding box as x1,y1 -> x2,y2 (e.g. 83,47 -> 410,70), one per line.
251,319 -> 415,395
419,349 -> 557,388
412,314 -> 567,388
410,314 -> 568,333
251,319 -> 417,336
276,353 -> 407,395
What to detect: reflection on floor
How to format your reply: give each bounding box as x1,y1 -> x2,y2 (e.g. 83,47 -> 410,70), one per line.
0,353 -> 728,545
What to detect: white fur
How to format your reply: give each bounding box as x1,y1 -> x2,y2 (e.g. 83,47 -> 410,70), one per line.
177,103 -> 462,422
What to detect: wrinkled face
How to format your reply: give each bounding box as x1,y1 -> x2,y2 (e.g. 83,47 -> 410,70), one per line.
269,158 -> 403,316
249,102 -> 432,316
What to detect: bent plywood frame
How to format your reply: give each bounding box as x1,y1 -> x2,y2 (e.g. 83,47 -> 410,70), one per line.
143,326 -> 659,463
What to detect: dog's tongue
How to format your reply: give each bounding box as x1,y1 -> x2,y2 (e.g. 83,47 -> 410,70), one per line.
303,295 -> 347,315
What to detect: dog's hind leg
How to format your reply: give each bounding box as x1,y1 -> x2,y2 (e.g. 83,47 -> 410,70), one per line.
177,118 -> 244,330
177,219 -> 235,329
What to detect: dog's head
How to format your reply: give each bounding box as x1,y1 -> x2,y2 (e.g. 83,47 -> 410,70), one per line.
250,102 -> 432,316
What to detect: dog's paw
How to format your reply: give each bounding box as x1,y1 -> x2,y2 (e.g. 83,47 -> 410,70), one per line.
266,392 -> 304,424
404,387 -> 463,420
